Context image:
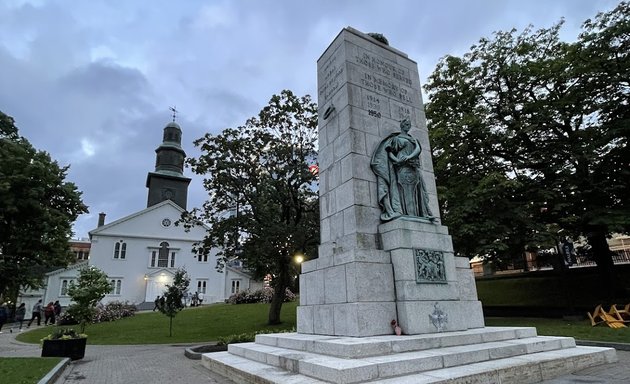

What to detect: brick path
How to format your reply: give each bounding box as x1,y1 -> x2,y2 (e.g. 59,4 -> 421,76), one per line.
1,326 -> 628,383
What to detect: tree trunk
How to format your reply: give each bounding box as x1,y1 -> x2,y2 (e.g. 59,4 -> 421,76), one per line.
268,256 -> 290,325
587,226 -> 616,300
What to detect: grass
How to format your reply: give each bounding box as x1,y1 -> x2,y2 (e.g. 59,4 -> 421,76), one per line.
0,357 -> 62,384
485,317 -> 630,343
15,300 -> 630,345
16,301 -> 297,345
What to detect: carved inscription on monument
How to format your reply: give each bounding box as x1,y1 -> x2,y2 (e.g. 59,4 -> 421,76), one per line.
414,249 -> 447,284
362,90 -> 387,119
354,47 -> 412,86
352,47 -> 416,107
318,50 -> 345,105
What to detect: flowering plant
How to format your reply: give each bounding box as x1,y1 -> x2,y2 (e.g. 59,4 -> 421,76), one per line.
41,328 -> 87,344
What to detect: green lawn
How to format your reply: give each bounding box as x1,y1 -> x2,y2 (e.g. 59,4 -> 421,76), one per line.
0,357 -> 63,384
485,317 -> 630,343
15,300 -> 630,345
17,302 -> 297,345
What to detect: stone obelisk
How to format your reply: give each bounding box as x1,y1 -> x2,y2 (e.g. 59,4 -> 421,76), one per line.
297,27 -> 483,336
202,28 -> 616,384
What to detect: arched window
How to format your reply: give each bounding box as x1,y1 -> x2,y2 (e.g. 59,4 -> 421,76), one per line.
149,242 -> 177,268
158,242 -> 169,267
114,240 -> 127,259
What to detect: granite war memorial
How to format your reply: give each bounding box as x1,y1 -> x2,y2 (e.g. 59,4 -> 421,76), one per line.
202,27 -> 616,384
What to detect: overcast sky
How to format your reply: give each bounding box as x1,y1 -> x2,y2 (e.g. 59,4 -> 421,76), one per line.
0,0 -> 620,238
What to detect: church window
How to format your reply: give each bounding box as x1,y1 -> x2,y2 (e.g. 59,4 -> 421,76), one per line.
197,254 -> 208,262
114,241 -> 127,259
197,280 -> 207,294
60,279 -> 75,296
231,280 -> 241,294
149,243 -> 176,268
109,279 -> 122,295
157,242 -> 169,267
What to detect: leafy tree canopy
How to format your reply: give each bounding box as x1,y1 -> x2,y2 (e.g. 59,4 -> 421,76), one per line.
66,266 -> 112,333
182,90 -> 319,324
425,3 -> 629,270
0,111 -> 88,298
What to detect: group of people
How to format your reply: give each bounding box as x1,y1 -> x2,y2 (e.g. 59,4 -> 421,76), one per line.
152,292 -> 204,311
0,299 -> 62,333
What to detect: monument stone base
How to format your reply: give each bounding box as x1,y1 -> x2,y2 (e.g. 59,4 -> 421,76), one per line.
201,327 -> 616,383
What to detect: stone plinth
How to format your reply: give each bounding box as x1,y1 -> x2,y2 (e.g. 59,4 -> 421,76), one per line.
379,218 -> 484,334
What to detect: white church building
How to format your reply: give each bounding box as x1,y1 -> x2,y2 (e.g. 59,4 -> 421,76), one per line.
20,121 -> 259,311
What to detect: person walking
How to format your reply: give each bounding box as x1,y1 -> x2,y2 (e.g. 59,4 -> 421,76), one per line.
53,300 -> 62,317
44,302 -> 55,325
12,303 -> 26,332
153,295 -> 160,311
27,299 -> 43,327
0,303 -> 8,334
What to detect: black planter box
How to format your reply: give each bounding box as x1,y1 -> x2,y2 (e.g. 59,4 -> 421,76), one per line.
41,338 -> 87,360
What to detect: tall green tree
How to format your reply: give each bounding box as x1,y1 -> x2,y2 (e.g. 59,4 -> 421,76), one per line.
0,111 -> 88,299
157,268 -> 190,337
182,90 -> 319,325
425,3 -> 629,293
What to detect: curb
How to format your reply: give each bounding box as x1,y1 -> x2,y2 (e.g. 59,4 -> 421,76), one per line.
184,344 -> 227,360
576,340 -> 630,351
38,357 -> 70,384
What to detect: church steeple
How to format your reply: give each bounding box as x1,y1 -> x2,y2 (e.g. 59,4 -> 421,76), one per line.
146,120 -> 191,210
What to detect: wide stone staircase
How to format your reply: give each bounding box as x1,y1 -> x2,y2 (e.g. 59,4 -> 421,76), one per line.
201,327 -> 616,384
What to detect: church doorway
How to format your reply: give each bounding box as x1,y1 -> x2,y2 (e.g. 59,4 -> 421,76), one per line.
145,270 -> 174,302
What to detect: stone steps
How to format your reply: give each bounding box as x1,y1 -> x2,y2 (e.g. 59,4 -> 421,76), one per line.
254,326 -> 538,358
203,346 -> 616,384
201,328 -> 617,383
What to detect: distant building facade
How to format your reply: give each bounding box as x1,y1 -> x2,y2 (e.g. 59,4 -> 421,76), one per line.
19,120 -> 260,312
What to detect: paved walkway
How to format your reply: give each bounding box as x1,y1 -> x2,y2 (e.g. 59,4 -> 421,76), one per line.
1,326 -> 629,383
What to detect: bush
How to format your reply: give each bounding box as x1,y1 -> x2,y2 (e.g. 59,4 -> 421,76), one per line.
226,287 -> 296,304
57,301 -> 137,325
93,301 -> 137,323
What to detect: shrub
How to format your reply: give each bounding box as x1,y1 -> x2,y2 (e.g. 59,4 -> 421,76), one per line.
226,287 -> 296,304
41,328 -> 87,344
57,301 -> 137,325
92,301 -> 137,323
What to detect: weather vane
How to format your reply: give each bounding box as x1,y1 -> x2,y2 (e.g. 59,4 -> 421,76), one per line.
169,106 -> 178,122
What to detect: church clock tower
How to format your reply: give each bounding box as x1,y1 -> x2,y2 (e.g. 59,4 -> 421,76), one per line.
146,121 -> 191,209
